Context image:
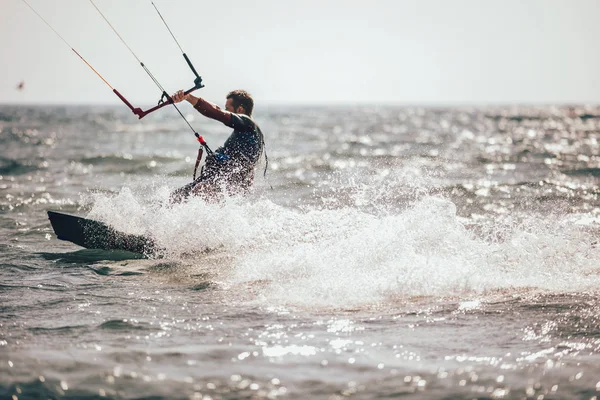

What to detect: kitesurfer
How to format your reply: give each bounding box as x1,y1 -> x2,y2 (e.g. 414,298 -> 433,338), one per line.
169,89 -> 265,202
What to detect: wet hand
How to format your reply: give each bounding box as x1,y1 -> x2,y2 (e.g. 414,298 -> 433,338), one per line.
171,90 -> 187,103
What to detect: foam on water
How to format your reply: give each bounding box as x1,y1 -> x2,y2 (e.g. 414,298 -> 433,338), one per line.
83,183 -> 600,307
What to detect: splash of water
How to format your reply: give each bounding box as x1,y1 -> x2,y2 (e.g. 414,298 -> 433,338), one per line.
83,184 -> 600,307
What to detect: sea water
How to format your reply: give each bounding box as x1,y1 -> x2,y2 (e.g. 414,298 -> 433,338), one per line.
1,104 -> 600,399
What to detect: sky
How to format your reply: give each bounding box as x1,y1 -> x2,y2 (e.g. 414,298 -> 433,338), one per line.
1,0 -> 599,105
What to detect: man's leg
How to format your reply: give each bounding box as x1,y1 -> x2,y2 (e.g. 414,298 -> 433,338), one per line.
169,180 -> 197,204
169,166 -> 223,203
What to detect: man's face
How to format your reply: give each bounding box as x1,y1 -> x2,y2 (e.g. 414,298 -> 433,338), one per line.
225,98 -> 236,113
225,98 -> 243,114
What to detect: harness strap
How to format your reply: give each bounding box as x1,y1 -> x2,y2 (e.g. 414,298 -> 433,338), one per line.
193,147 -> 204,180
262,136 -> 269,178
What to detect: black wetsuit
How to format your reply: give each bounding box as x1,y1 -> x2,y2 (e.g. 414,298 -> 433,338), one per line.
171,100 -> 264,201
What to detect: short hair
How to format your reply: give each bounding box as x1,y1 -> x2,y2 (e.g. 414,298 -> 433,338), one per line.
227,90 -> 254,116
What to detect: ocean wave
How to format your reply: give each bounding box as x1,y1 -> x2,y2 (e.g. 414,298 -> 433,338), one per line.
0,158 -> 43,175
99,319 -> 156,331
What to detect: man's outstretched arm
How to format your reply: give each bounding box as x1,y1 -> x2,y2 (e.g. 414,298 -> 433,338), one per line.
171,90 -> 233,127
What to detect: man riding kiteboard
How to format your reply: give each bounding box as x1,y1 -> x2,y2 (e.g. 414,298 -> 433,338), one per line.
169,89 -> 266,202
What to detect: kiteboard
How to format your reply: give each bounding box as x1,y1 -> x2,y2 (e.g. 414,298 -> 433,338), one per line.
47,211 -> 155,255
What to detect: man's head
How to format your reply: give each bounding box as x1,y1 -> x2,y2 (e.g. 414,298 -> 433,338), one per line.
225,90 -> 254,116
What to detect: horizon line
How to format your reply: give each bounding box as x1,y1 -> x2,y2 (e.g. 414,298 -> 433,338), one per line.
1,100 -> 599,108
